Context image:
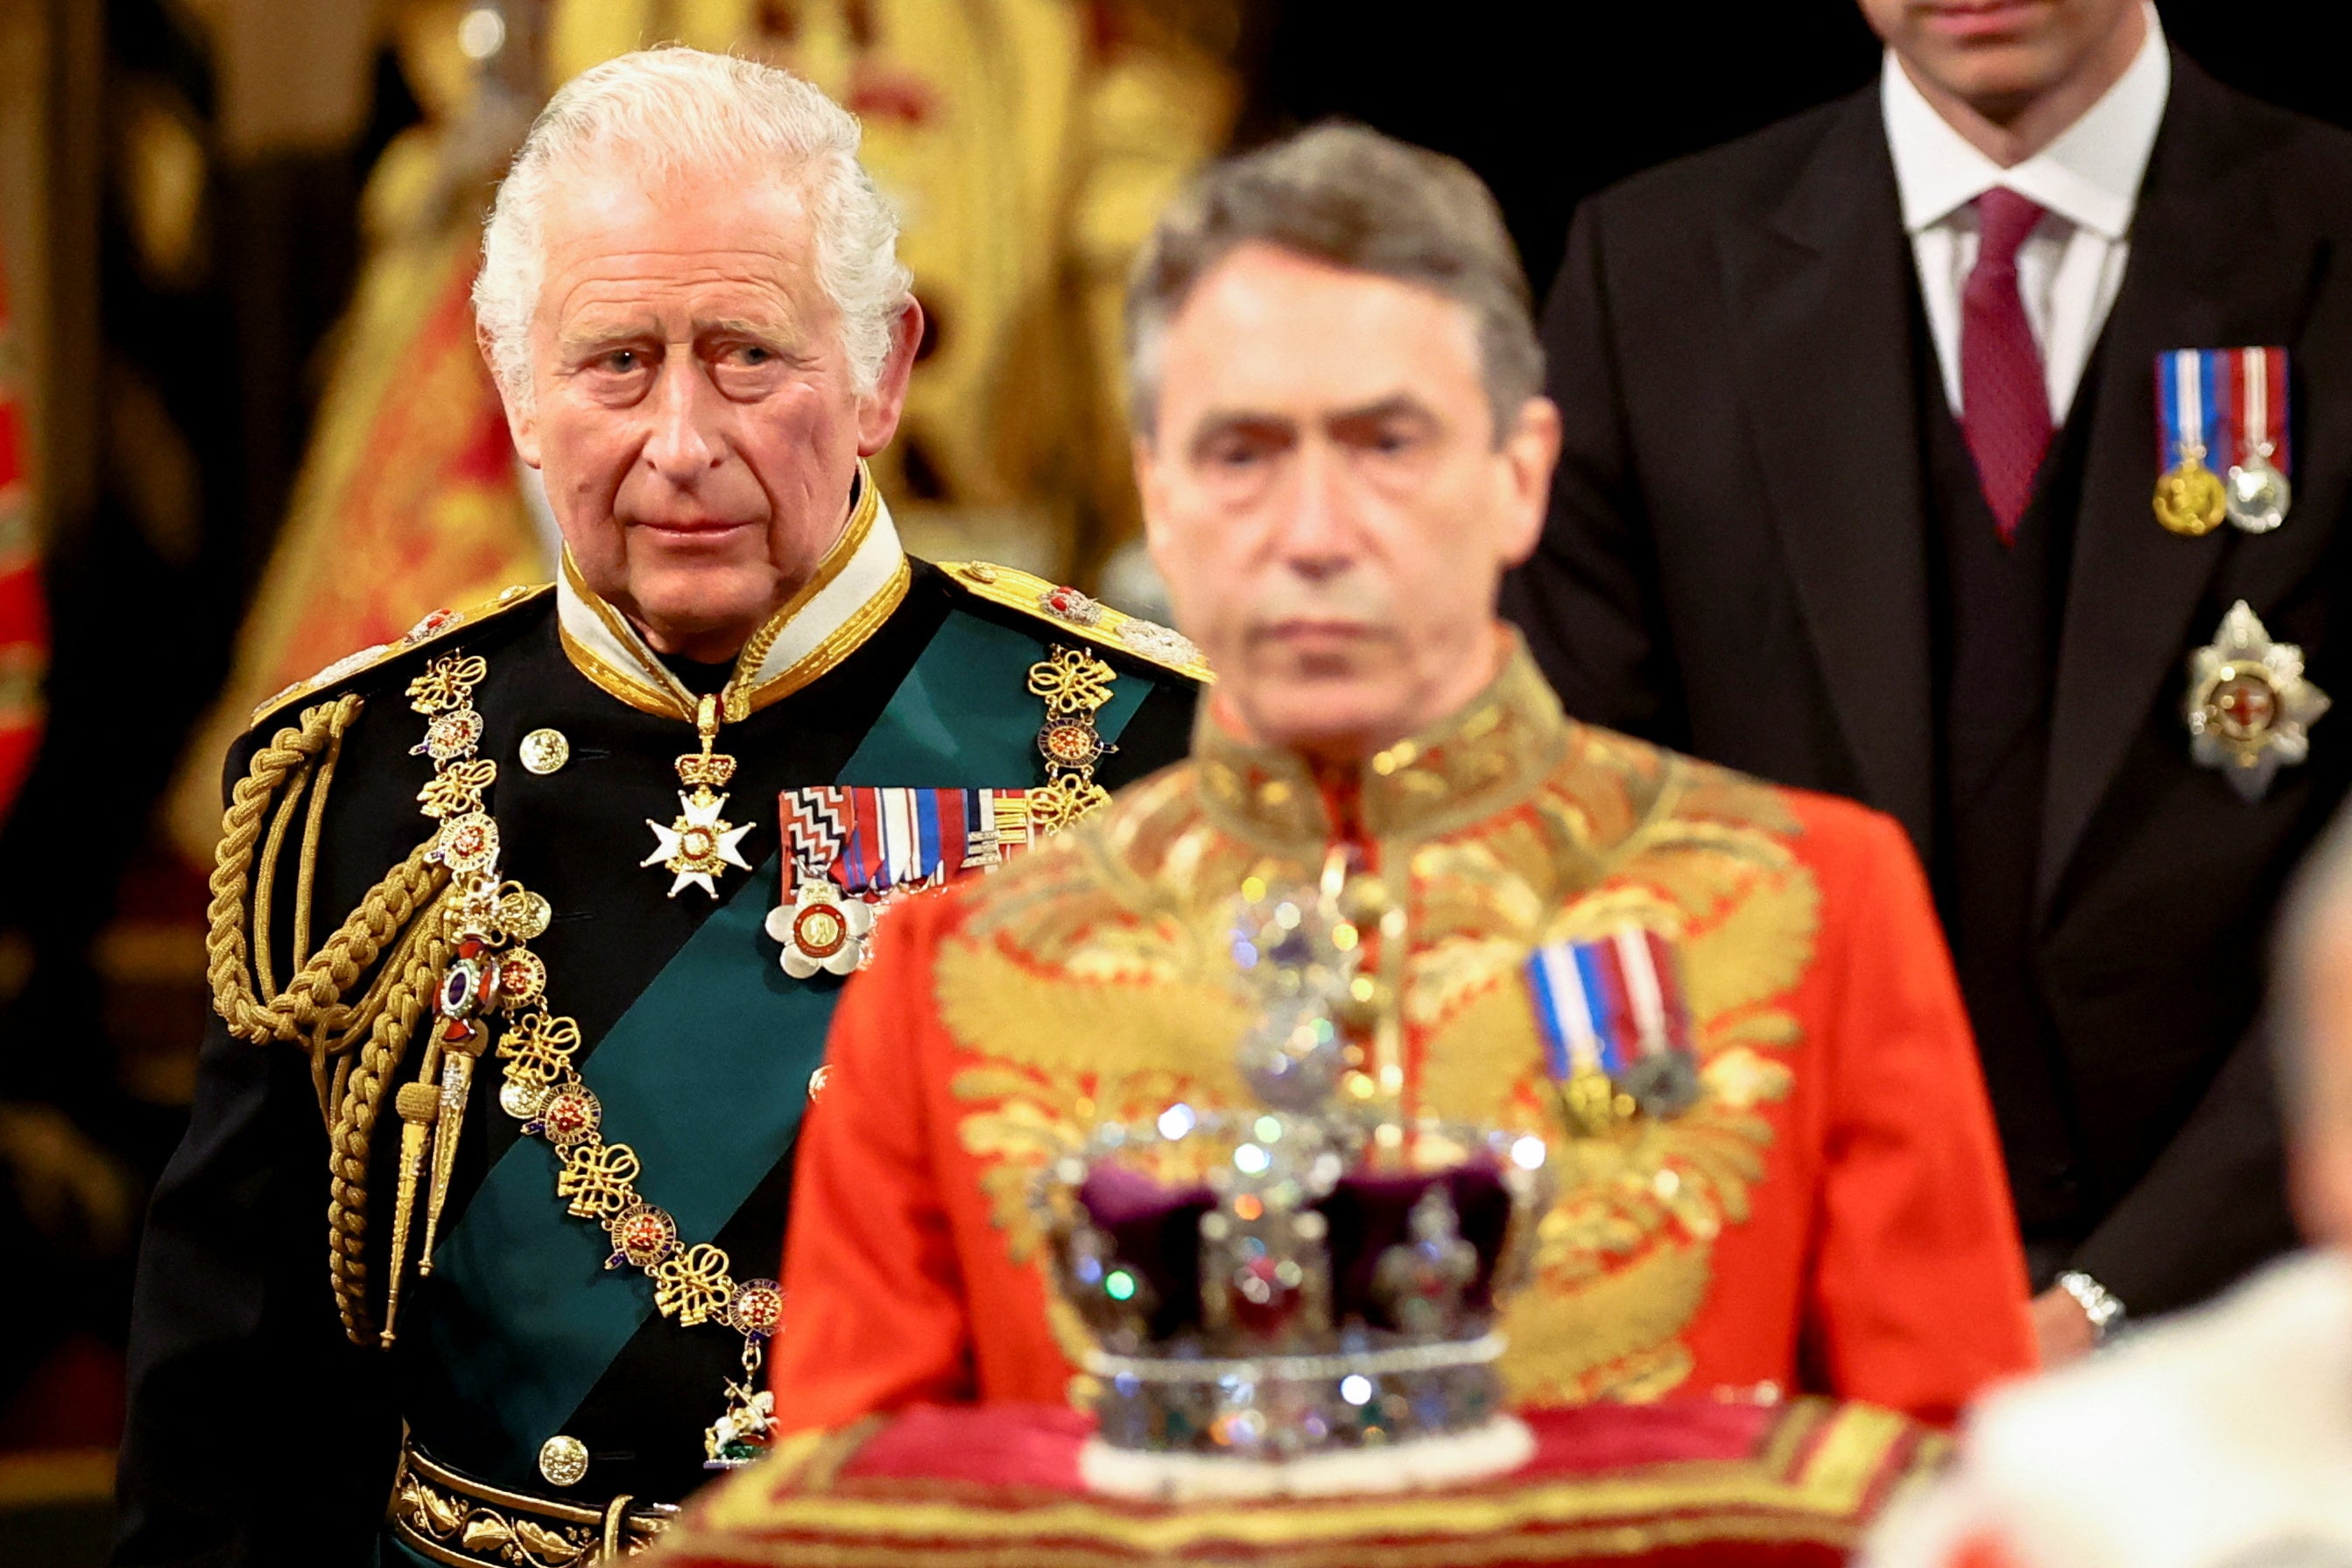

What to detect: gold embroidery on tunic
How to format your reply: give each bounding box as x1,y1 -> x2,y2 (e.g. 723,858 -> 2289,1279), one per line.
933,647 -> 1820,1410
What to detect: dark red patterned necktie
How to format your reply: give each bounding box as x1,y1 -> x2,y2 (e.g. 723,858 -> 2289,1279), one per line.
1961,187 -> 2053,544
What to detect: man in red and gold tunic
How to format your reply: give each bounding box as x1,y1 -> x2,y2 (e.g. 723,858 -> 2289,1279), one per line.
767,123 -> 2036,1437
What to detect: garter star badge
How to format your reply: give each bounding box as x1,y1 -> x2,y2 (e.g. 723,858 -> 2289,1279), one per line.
2187,601 -> 2331,802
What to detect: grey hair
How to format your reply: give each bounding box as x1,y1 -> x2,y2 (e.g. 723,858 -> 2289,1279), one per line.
1124,122 -> 1543,444
2276,805 -> 2352,1123
473,46 -> 912,404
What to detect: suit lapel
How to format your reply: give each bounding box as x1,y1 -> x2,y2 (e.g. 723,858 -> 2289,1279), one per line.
1721,89 -> 1938,852
2037,58 -> 2326,910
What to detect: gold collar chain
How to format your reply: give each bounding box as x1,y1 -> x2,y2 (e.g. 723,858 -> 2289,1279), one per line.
386,650 -> 785,1481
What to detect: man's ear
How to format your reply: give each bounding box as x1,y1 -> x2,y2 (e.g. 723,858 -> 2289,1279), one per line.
856,299 -> 926,456
1495,394 -> 1561,568
483,324 -> 542,468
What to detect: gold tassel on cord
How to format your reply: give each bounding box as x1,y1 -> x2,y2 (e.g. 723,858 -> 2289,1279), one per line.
417,1037 -> 483,1276
382,1078 -> 441,1346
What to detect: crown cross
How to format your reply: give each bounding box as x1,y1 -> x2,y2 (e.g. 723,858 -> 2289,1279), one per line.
1371,1186 -> 1479,1337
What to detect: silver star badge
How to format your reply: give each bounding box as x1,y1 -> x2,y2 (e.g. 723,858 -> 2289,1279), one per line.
2186,601 -> 2331,802
642,786 -> 755,897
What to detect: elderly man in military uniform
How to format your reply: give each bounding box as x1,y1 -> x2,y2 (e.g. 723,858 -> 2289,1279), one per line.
113,48 -> 1201,1568
760,125 -> 2036,1447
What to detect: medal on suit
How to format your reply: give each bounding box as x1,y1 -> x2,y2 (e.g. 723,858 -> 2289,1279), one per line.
1525,925 -> 1702,1138
2186,601 -> 2331,802
643,693 -> 755,897
765,785 -> 1035,976
2222,345 -> 2293,534
2153,349 -> 2227,537
768,788 -> 874,978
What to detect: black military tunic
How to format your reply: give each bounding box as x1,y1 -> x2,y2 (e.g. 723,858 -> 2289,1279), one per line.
114,509 -> 1201,1567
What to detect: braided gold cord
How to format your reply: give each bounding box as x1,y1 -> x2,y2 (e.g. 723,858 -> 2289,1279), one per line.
326,908 -> 452,1342
206,694 -> 452,1073
292,718 -> 348,971
250,755 -> 313,999
201,692 -> 465,1343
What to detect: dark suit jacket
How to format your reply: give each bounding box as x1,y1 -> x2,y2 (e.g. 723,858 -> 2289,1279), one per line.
1503,54 -> 2352,1317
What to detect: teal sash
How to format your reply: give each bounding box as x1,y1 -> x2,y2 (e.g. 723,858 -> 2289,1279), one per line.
420,611 -> 1148,1487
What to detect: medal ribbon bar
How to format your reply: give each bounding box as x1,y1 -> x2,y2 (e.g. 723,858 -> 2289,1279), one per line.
2157,348 -> 2222,466
1526,927 -> 1700,1129
2219,345 -> 2292,476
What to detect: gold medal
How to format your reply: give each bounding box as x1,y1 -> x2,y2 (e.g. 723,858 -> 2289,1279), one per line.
2154,445 -> 2227,536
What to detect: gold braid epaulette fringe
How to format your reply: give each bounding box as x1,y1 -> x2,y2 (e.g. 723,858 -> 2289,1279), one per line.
204,692 -> 458,1342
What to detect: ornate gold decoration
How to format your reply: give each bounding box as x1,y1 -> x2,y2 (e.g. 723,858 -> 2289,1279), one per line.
557,1142 -> 644,1221
651,1244 -> 737,1328
1029,645 -> 1116,714
935,645 -> 1818,1406
407,654 -> 489,715
520,728 -> 571,775
642,695 -> 752,898
245,589 -> 548,733
937,559 -> 1215,684
420,759 -> 499,819
1024,772 -> 1111,835
538,1436 -> 590,1488
393,1443 -> 675,1565
1025,644 -> 1118,833
670,1397 -> 1932,1564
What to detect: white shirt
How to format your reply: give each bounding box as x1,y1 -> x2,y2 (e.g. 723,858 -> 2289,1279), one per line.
1881,6 -> 2169,423
1863,1250 -> 2352,1568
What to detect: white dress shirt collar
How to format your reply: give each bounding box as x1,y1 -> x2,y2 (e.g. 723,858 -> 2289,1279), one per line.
1882,4 -> 2169,243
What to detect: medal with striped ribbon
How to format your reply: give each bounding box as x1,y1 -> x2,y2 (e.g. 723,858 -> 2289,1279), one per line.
1525,925 -> 1701,1136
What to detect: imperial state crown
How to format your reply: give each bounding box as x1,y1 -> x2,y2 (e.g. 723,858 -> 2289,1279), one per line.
1032,875 -> 1554,1498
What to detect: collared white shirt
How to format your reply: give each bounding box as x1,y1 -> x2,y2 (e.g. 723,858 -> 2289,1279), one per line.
1881,4 -> 2169,423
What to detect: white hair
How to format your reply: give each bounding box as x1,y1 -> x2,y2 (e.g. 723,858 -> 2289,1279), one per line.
473,47 -> 912,404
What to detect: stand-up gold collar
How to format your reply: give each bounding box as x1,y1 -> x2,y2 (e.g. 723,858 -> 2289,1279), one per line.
1194,633 -> 1573,850
555,462 -> 911,722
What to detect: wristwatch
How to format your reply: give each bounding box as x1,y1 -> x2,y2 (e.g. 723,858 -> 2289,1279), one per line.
2055,1270 -> 2126,1344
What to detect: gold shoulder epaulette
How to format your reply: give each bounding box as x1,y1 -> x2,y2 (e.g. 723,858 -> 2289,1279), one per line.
249,582 -> 554,728
936,560 -> 1214,684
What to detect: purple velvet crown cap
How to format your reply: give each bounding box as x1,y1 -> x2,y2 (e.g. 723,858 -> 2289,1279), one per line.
1076,1159 -> 1512,1339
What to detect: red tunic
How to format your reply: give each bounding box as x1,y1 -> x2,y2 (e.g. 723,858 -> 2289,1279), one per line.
770,651 -> 2035,1435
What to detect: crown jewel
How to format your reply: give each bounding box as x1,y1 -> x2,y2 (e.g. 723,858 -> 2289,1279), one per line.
1037,874 -> 1553,1490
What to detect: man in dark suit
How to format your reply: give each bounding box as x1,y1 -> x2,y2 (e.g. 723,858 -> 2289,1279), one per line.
1503,0 -> 2350,1363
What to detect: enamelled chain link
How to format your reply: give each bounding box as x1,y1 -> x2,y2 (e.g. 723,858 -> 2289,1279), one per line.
404,652 -> 785,1472
1024,644 -> 1118,833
